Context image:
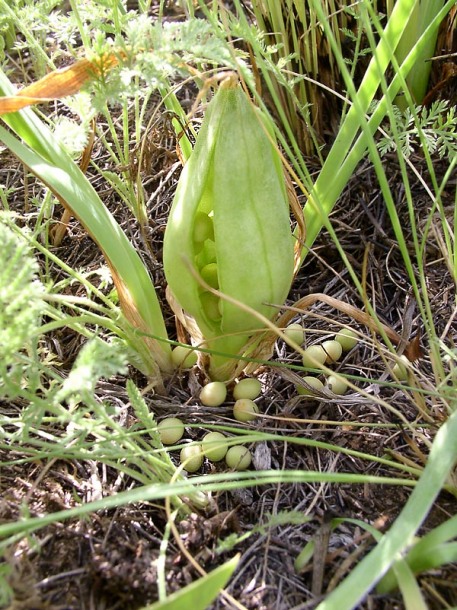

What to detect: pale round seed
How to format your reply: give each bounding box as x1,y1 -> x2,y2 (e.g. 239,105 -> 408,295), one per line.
233,378 -> 262,400
200,381 -> 227,407
335,328 -> 358,351
171,345 -> 198,368
326,375 -> 348,395
284,323 -> 304,346
225,445 -> 252,470
296,376 -> 324,395
157,417 -> 185,445
180,444 -> 203,472
202,431 -> 228,462
194,239 -> 217,269
321,339 -> 343,364
200,291 -> 222,322
302,344 -> 327,368
233,398 -> 259,422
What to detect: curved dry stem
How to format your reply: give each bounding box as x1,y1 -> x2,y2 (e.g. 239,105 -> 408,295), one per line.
245,292 -> 420,375
276,294 -> 419,359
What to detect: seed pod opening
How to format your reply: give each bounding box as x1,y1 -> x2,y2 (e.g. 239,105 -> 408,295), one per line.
163,77 -> 295,380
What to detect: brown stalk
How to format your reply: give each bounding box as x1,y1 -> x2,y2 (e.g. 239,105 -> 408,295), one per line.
52,118 -> 96,247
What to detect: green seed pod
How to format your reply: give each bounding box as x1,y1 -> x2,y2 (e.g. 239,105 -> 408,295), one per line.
163,76 -> 295,380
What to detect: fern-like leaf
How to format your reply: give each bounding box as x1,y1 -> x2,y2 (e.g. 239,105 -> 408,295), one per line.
0,217 -> 44,362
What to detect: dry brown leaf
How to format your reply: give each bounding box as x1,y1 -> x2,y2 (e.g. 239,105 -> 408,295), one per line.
0,55 -> 118,114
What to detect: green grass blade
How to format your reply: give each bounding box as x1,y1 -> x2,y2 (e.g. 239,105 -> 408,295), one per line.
0,468 -> 416,550
158,84 -> 195,161
316,407 -> 457,610
407,514 -> 457,557
139,555 -> 239,610
392,559 -> 428,610
378,514 -> 457,593
299,0 -> 416,258
379,542 -> 457,594
300,0 -> 454,262
395,0 -> 445,107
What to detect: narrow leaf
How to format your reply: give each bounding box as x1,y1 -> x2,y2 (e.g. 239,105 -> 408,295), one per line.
138,555 -> 239,610
317,408 -> 457,609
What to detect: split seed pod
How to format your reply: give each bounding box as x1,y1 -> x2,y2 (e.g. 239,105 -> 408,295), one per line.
163,76 -> 295,380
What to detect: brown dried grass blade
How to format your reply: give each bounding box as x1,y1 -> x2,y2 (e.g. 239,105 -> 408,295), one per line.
166,286 -> 210,373
285,170 -> 306,275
